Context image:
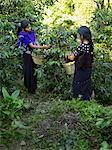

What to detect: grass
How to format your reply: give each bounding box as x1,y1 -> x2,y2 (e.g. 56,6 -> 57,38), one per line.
1,89 -> 112,150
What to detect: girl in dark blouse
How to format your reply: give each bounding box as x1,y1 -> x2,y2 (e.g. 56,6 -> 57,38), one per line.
67,26 -> 94,100
18,20 -> 51,94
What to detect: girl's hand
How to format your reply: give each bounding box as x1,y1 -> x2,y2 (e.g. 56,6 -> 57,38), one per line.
44,45 -> 51,50
68,54 -> 75,61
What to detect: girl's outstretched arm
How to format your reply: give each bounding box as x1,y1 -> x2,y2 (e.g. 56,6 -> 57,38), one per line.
66,45 -> 84,62
29,43 -> 51,50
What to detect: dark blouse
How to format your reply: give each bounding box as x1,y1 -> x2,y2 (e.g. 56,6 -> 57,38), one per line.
74,43 -> 93,82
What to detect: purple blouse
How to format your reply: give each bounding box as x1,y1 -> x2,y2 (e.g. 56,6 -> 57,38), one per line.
18,31 -> 38,51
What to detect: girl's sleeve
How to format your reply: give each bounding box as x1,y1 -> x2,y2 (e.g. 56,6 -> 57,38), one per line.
74,45 -> 84,57
18,35 -> 24,48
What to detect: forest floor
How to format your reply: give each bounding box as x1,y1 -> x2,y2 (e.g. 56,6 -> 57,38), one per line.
6,87 -> 111,150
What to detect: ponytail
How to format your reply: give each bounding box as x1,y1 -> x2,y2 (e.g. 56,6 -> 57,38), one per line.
17,26 -> 22,36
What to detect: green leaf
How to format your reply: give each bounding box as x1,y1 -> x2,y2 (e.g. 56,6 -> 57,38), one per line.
100,141 -> 110,150
96,118 -> 104,127
11,120 -> 28,129
3,110 -> 10,116
23,103 -> 30,109
11,90 -> 20,99
48,61 -> 60,66
2,87 -> 10,100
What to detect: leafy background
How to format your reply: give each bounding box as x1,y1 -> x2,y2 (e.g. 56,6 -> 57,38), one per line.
0,0 -> 112,149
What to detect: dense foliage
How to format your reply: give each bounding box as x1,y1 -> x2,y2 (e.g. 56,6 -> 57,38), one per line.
0,87 -> 29,147
43,0 -> 96,27
0,0 -> 112,149
91,7 -> 112,102
0,0 -> 111,101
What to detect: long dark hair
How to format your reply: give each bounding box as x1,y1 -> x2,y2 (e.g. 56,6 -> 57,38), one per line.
78,26 -> 94,50
77,26 -> 94,69
17,20 -> 30,36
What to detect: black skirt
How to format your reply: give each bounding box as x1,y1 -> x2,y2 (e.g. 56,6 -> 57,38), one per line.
72,68 -> 92,100
23,52 -> 37,93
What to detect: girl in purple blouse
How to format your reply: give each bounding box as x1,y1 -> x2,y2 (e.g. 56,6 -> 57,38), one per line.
18,20 -> 51,94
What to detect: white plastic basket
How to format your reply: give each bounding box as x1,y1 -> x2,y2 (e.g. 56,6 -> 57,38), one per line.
63,61 -> 75,75
32,54 -> 45,65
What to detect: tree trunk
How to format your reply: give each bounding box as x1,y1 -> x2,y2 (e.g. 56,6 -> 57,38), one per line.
94,0 -> 101,9
105,0 -> 110,9
101,0 -> 104,9
107,0 -> 110,9
94,0 -> 110,10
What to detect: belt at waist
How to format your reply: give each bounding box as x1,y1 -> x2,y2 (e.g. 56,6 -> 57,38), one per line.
24,51 -> 31,54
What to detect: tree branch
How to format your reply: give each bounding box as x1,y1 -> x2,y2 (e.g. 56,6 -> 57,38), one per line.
93,0 -> 101,9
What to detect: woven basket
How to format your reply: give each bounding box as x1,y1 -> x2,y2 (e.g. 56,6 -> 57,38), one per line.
32,54 -> 45,65
63,61 -> 75,75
